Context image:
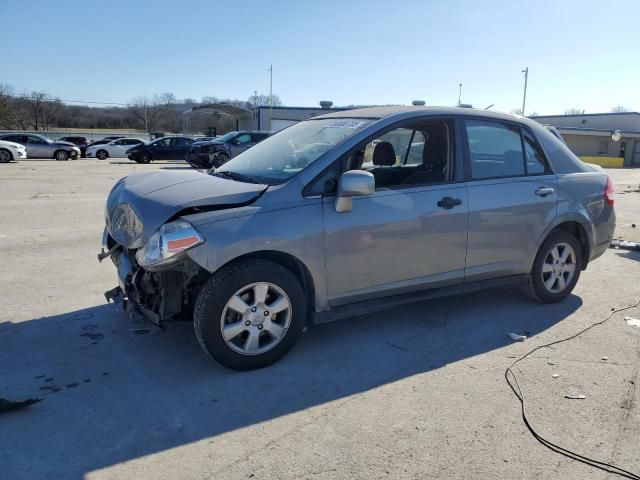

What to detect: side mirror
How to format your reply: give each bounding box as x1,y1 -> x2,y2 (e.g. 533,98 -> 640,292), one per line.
334,170 -> 375,213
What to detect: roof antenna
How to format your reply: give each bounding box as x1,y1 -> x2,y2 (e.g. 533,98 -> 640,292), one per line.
457,83 -> 462,106
484,104 -> 494,110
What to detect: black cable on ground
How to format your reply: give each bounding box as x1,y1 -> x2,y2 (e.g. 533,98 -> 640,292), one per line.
505,298 -> 640,480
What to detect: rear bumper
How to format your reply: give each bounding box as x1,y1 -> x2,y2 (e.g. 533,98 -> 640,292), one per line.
589,207 -> 616,262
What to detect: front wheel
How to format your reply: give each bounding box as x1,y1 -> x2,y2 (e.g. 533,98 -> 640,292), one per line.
96,149 -> 109,160
210,151 -> 229,169
137,152 -> 152,164
0,149 -> 12,163
194,259 -> 307,370
54,150 -> 69,161
524,230 -> 582,303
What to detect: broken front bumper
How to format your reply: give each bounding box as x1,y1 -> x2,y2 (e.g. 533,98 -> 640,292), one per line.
100,228 -> 200,325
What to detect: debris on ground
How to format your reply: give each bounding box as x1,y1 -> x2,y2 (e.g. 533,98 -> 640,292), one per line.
0,398 -> 41,414
564,394 -> 586,400
610,239 -> 640,251
601,356 -> 608,361
625,316 -> 640,328
508,332 -> 527,342
552,374 -> 559,378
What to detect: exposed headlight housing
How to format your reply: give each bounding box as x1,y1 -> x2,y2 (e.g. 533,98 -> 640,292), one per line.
136,219 -> 204,270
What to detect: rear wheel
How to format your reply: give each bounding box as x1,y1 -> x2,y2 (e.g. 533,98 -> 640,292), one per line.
54,150 -> 69,161
524,230 -> 582,303
0,149 -> 12,163
96,149 -> 109,160
194,259 -> 307,370
136,152 -> 152,164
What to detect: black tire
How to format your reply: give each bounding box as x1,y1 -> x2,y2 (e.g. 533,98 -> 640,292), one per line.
54,149 -> 69,161
96,149 -> 109,160
211,152 -> 229,169
194,259 -> 307,370
524,230 -> 583,303
138,152 -> 152,164
0,149 -> 12,163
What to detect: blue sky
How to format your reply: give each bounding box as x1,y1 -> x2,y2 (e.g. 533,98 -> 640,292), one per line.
2,0 -> 639,115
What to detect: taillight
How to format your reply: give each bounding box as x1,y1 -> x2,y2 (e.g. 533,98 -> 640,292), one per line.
604,176 -> 614,205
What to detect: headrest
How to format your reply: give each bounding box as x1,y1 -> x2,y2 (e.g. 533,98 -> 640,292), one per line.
372,142 -> 396,166
423,135 -> 448,169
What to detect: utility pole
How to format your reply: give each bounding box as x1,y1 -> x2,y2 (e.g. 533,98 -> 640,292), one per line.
268,64 -> 273,131
144,103 -> 149,135
521,67 -> 528,115
457,83 -> 462,106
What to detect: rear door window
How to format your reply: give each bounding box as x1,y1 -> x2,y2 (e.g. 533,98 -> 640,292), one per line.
465,120 -> 525,179
522,130 -> 548,174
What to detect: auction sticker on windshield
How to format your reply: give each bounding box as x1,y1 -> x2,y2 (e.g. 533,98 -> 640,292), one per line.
324,119 -> 369,129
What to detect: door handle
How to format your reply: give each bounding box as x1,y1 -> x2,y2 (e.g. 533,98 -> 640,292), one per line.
535,187 -> 555,197
437,196 -> 462,209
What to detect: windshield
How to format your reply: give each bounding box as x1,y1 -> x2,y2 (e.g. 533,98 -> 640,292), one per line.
217,131 -> 238,142
216,118 -> 371,184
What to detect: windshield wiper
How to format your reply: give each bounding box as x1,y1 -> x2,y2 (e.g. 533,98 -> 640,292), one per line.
214,170 -> 261,184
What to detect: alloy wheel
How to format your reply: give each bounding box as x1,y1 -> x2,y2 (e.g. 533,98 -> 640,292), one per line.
541,242 -> 576,293
219,282 -> 292,355
0,150 -> 11,163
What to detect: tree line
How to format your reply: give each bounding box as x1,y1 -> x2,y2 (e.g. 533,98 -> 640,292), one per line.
0,83 -> 282,134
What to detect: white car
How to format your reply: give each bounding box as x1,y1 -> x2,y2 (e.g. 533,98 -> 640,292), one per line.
0,139 -> 28,163
86,138 -> 146,160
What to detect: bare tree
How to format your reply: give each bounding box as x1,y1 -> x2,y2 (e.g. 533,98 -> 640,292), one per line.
610,106 -> 630,113
24,91 -> 51,130
248,93 -> 282,107
128,96 -> 163,133
0,83 -> 14,128
564,107 -> 584,115
155,93 -> 182,133
40,98 -> 63,131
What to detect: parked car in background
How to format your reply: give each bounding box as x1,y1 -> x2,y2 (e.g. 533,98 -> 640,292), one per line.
58,136 -> 91,157
0,139 -> 28,163
126,136 -> 194,163
102,136 -> 126,142
186,131 -> 271,169
0,133 -> 80,160
86,138 -> 145,160
101,106 -> 615,370
85,139 -> 110,150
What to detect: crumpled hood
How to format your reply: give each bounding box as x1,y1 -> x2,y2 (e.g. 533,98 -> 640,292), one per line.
106,169 -> 266,248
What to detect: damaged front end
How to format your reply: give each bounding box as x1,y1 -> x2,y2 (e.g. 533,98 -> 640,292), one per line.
99,224 -> 208,325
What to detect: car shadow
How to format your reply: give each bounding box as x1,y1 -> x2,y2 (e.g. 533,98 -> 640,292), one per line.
0,287 -> 582,479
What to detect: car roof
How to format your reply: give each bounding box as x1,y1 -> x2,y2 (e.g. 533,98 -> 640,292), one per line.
314,105 -> 526,123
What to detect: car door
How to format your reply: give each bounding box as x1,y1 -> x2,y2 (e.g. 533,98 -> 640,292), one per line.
109,139 -> 127,157
321,119 -> 469,306
463,118 -> 558,281
152,138 -> 172,159
172,137 -> 193,159
229,133 -> 253,157
27,135 -> 50,158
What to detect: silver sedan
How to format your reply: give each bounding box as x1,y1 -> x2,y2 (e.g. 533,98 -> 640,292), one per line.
101,106 -> 616,370
0,133 -> 81,160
